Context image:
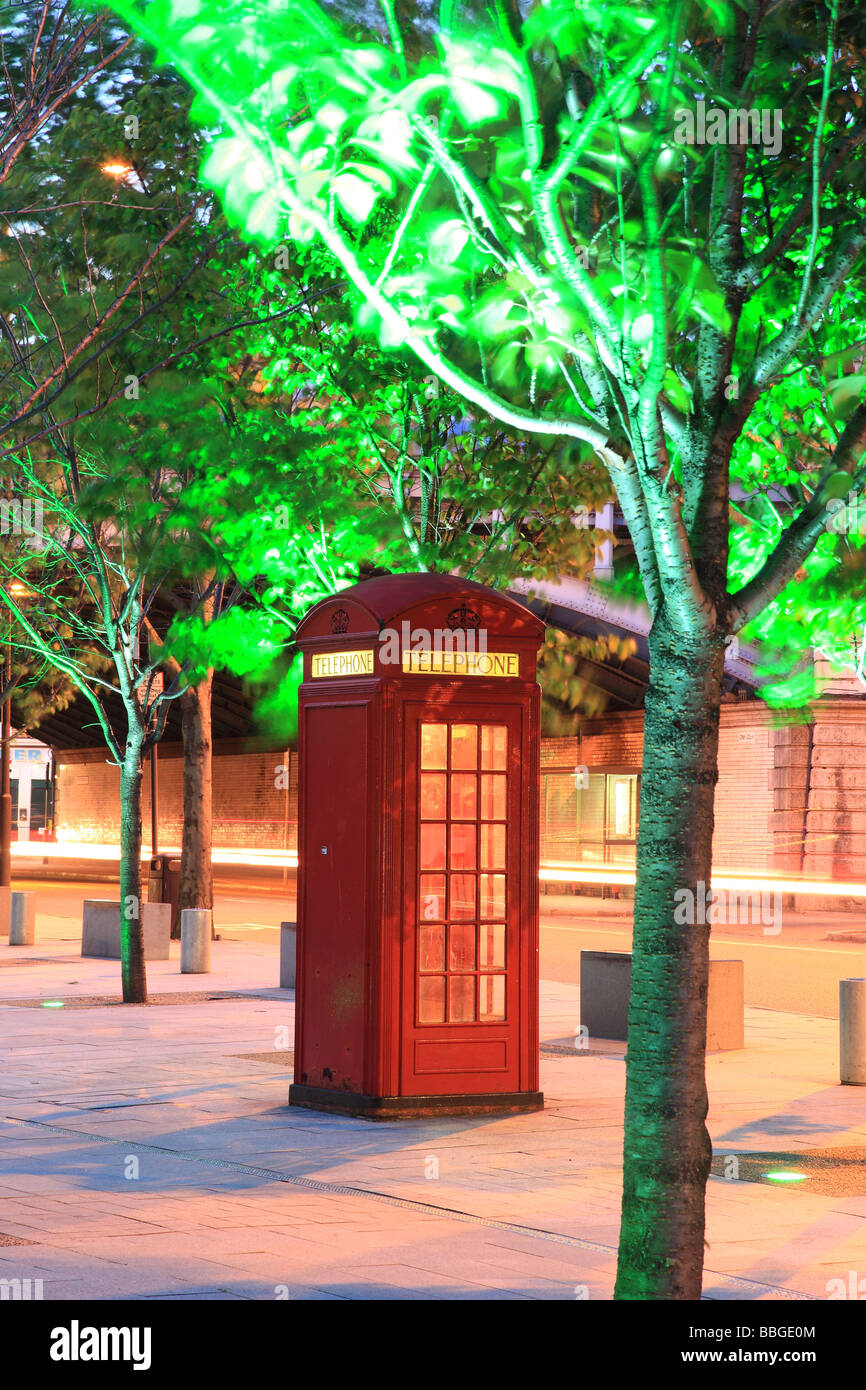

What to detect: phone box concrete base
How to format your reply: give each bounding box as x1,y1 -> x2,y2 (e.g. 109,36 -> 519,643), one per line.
82,900 -> 171,960
580,950 -> 744,1051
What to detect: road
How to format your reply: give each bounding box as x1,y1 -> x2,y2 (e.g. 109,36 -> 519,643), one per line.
539,896 -> 866,1019
11,874 -> 866,1019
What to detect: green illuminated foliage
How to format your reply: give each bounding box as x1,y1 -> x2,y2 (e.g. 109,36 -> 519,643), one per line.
102,0 -> 866,698
106,0 -> 866,1303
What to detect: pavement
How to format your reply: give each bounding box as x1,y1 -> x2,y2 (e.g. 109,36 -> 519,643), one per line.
1,911 -> 865,1301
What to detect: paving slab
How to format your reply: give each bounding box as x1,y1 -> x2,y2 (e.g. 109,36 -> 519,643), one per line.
1,933 -> 865,1300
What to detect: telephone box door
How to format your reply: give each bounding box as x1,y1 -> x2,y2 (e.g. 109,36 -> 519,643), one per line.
401,706 -> 524,1095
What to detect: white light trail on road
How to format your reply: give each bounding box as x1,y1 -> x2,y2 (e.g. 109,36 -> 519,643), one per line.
540,862 -> 866,897
12,844 -> 865,897
12,842 -> 300,869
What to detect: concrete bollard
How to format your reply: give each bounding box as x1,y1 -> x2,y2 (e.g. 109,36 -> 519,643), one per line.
180,909 -> 212,974
0,885 -> 10,938
580,950 -> 745,1050
82,900 -> 170,960
9,891 -> 36,946
280,921 -> 296,989
840,979 -> 866,1085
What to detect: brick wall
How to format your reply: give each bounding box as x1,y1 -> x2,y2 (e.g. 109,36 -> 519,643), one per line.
539,714 -> 647,774
56,744 -> 298,852
54,701 -> 866,893
715,708 -> 777,875
541,705 -> 778,874
801,704 -> 866,907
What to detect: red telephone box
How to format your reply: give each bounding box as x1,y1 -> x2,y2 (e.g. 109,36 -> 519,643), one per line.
289,573 -> 544,1118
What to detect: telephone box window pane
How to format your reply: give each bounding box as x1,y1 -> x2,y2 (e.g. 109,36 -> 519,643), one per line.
419,976 -> 446,1023
450,823 -> 476,870
479,975 -> 505,1021
419,924 -> 445,972
451,773 -> 477,820
450,724 -> 478,770
415,717 -> 512,1031
480,774 -> 506,821
420,773 -> 447,819
479,923 -> 505,970
481,726 -> 507,771
420,823 -> 446,870
449,975 -> 476,1022
481,823 -> 506,870
480,873 -> 506,920
449,922 -> 476,972
420,724 -> 447,769
420,875 -> 446,922
450,873 -> 476,920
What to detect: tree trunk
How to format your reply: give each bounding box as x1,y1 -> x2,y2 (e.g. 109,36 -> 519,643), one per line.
177,672 -> 214,939
614,611 -> 726,1300
119,741 -> 148,1004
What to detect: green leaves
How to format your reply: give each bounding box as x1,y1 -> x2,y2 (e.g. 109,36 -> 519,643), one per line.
353,107 -> 417,173
523,0 -> 661,62
663,369 -> 692,415
428,218 -> 470,265
666,249 -> 732,335
473,288 -> 525,339
200,137 -> 245,187
827,375 -> 866,419
450,78 -> 505,126
333,172 -> 378,223
436,35 -> 520,128
98,0 -> 866,727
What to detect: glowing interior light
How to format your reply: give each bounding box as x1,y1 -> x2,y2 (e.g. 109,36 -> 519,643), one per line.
101,162 -> 132,176
42,1001 -> 65,1008
764,1171 -> 807,1183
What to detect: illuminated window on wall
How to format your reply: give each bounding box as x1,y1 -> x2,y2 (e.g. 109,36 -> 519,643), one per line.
608,776 -> 637,839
